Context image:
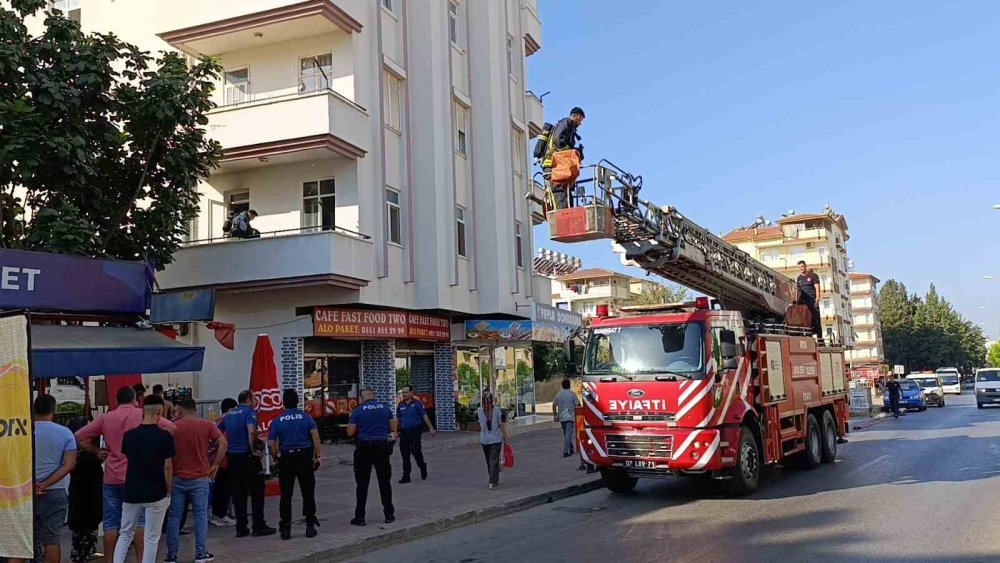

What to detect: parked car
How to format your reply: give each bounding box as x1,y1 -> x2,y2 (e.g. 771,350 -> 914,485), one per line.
907,373 -> 946,407
883,379 -> 927,412
974,368 -> 1000,409
934,368 -> 962,394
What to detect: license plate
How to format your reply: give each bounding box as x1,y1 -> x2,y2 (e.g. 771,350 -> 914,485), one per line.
624,460 -> 656,468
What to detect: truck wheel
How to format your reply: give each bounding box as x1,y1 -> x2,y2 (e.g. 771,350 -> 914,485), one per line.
601,469 -> 638,494
727,426 -> 761,497
798,414 -> 822,470
820,410 -> 838,463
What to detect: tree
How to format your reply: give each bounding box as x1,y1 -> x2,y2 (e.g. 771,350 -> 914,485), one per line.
627,282 -> 690,306
0,0 -> 223,268
989,342 -> 1000,368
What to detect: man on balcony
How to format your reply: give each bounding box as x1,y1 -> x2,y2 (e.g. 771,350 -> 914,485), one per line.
229,209 -> 259,239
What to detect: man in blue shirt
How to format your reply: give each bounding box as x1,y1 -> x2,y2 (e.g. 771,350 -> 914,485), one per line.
347,388 -> 397,526
267,389 -> 322,541
33,393 -> 77,563
223,390 -> 275,538
395,386 -> 436,484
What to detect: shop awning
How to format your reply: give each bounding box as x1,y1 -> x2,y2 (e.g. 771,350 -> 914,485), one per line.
30,325 -> 205,378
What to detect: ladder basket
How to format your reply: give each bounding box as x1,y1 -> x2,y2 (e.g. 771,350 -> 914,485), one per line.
548,205 -> 615,243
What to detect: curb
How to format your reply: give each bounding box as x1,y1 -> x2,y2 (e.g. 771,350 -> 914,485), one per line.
285,478 -> 604,562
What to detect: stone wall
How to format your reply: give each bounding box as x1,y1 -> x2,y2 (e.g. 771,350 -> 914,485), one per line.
434,343 -> 457,431
279,336 -> 304,398
362,340 -> 396,403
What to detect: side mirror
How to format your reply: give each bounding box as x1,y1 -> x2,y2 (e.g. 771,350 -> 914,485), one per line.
723,357 -> 739,370
720,342 -> 738,359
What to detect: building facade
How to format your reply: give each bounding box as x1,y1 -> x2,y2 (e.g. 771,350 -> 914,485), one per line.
723,209 -> 855,346
847,273 -> 885,366
552,268 -> 664,318
39,0 -> 547,431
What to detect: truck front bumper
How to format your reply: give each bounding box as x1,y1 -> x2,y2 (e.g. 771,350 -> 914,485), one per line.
580,426 -> 736,474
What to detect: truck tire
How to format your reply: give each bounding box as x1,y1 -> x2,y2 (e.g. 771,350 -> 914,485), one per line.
798,414 -> 822,470
820,410 -> 838,463
727,426 -> 761,497
601,469 -> 638,494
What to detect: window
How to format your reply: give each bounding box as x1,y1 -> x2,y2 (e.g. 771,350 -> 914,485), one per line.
760,249 -> 780,263
454,102 -> 468,155
506,35 -> 514,77
299,54 -> 332,93
302,179 -> 335,231
227,190 -> 250,216
382,0 -> 393,11
386,188 -> 402,245
224,68 -> 250,105
511,128 -> 525,175
383,69 -> 402,131
51,0 -> 80,22
456,206 -> 467,257
448,2 -> 459,45
515,223 -> 524,268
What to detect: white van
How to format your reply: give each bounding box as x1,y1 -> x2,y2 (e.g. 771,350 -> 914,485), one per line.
934,368 -> 962,395
975,368 -> 1000,408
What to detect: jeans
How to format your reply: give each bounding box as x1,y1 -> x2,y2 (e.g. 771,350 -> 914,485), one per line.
228,453 -> 266,533
399,428 -> 426,479
277,449 -> 317,528
482,443 -> 502,486
103,483 -> 144,531
353,443 -> 394,520
166,477 -> 210,559
560,421 -> 575,455
114,496 -> 169,563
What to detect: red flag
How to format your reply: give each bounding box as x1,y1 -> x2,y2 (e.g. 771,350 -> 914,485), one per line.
249,334 -> 282,440
206,322 -> 235,350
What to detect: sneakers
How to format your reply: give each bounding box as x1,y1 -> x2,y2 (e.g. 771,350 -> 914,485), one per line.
385,515 -> 395,524
398,476 -> 411,484
350,517 -> 366,526
210,516 -> 235,527
195,554 -> 216,563
164,556 -> 178,563
420,465 -> 428,480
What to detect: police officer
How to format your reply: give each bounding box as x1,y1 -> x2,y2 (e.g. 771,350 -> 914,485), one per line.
347,388 -> 397,526
396,385 -> 436,484
224,390 -> 276,538
268,389 -> 322,540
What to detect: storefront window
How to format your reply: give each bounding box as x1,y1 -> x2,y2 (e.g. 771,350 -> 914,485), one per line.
303,354 -> 360,442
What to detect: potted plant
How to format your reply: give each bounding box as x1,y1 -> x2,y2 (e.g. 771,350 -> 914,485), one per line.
455,402 -> 479,431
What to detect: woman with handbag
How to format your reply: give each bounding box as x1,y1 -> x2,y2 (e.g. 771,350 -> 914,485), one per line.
477,392 -> 509,490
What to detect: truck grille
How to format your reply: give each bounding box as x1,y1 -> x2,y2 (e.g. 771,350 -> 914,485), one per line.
605,434 -> 674,459
603,413 -> 674,423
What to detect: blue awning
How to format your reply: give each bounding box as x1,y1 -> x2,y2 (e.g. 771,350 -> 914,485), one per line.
30,325 -> 205,378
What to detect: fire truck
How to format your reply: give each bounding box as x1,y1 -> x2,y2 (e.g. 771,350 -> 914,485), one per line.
536,161 -> 849,495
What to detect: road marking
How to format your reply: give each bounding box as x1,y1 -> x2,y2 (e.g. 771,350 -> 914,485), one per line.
849,453 -> 888,475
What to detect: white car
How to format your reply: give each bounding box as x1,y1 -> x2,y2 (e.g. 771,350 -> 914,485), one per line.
907,373 -> 946,407
934,368 -> 962,394
975,368 -> 1000,408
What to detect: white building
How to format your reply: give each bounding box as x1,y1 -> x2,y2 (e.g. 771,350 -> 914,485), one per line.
552,268 -> 664,318
38,0 -> 547,430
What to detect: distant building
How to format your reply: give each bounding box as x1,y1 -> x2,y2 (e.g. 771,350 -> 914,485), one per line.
847,273 -> 885,366
553,268 -> 663,318
723,209 -> 855,346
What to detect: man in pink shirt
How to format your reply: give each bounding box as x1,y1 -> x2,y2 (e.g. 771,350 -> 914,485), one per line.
76,386 -> 176,563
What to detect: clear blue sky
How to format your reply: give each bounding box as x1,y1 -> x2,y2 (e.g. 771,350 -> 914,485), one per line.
530,0 -> 999,337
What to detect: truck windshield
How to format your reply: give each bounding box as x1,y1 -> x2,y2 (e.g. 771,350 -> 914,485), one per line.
583,322 -> 705,379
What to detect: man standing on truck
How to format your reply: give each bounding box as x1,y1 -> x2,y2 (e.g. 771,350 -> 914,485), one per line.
796,260 -> 823,344
543,107 -> 585,209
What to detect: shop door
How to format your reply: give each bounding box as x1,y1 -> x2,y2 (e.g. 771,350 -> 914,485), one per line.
304,355 -> 360,442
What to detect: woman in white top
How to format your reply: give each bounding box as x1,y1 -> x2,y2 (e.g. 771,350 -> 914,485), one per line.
477,391 -> 508,490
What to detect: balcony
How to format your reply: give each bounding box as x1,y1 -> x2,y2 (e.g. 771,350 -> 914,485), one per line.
209,90 -> 368,172
159,227 -> 374,292
525,91 -> 545,136
158,0 -> 363,57
521,0 -> 542,56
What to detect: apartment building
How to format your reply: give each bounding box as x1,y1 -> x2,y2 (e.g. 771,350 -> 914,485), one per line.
723,209 -> 855,346
552,268 -> 664,318
38,0 -> 547,430
847,273 -> 885,366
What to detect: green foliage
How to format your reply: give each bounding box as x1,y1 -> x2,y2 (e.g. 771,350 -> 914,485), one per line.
454,401 -> 478,424
394,366 -> 411,391
988,342 -> 1000,368
880,280 -> 987,373
0,3 -> 222,268
627,282 -> 690,306
532,342 -> 564,381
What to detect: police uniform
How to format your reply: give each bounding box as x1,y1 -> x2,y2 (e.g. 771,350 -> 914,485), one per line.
396,399 -> 428,482
223,404 -> 267,535
268,408 -> 319,532
349,399 -> 395,523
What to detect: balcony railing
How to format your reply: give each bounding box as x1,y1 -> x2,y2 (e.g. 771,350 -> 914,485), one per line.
183,225 -> 370,247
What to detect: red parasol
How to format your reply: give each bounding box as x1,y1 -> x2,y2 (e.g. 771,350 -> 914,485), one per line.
249,333 -> 282,442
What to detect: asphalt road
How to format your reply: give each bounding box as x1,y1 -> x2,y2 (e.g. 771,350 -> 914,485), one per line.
352,392 -> 1000,563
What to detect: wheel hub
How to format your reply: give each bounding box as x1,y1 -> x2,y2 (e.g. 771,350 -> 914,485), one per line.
740,440 -> 758,481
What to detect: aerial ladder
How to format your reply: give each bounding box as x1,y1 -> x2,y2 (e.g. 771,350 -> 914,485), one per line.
529,160 -> 798,321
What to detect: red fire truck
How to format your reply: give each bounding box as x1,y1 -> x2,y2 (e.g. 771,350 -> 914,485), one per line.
536,161 -> 850,495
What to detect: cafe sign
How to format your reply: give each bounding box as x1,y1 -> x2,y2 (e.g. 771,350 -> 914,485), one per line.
313,307 -> 449,342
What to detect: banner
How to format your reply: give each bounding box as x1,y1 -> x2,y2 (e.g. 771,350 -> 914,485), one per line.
313,308 -> 450,342
0,315 -> 33,559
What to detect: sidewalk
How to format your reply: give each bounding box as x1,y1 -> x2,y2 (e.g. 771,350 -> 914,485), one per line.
91,423 -> 601,563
